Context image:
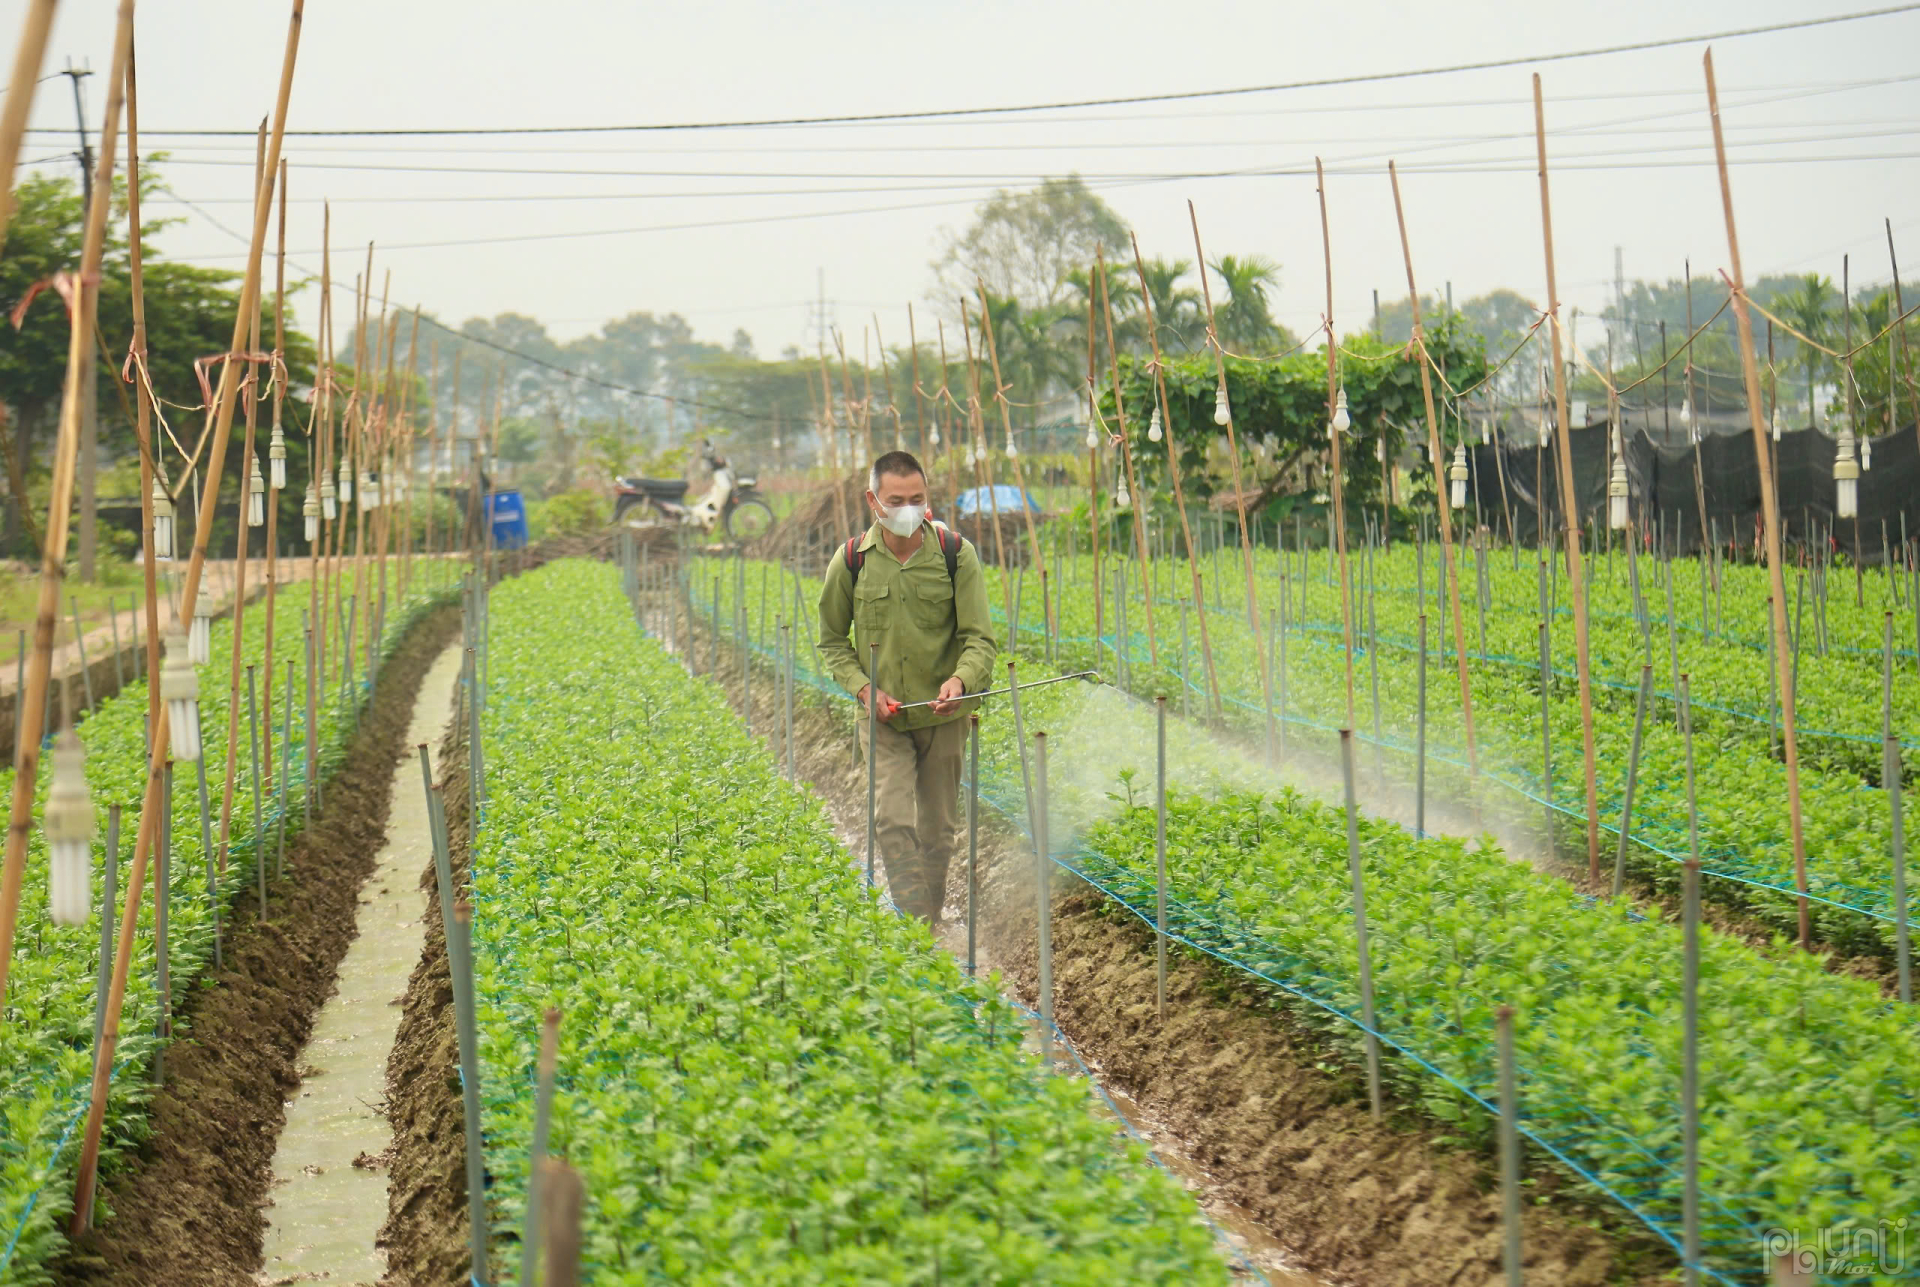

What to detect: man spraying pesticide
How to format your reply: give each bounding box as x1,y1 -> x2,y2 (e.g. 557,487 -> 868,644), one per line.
817,451 -> 996,927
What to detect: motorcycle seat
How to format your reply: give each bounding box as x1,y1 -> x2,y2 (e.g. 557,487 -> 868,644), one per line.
628,477 -> 691,497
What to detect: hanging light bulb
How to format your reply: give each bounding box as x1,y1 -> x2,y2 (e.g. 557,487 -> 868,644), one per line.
1147,405 -> 1163,443
303,485 -> 320,544
929,425 -> 940,447
44,728 -> 92,927
151,477 -> 174,562
1537,413 -> 1551,450
1376,435 -> 1386,464
268,426 -> 287,491
1331,387 -> 1351,435
1607,430 -> 1629,531
1480,418 -> 1493,446
1004,436 -> 1018,460
1116,477 -> 1131,508
1213,374 -> 1231,426
1834,424 -> 1860,519
1448,442 -> 1469,511
320,476 -> 338,522
771,433 -> 782,450
162,630 -> 202,761
1680,397 -> 1696,444
1085,394 -> 1100,449
1861,433 -> 1872,472
189,606 -> 211,666
337,456 -> 353,505
1771,403 -> 1784,442
247,458 -> 266,528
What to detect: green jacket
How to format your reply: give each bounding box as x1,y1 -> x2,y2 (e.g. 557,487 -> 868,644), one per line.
816,520 -> 998,730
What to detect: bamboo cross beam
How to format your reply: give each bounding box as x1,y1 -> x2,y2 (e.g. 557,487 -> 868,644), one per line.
71,1 -> 308,1227
1533,78 -> 1604,880
1704,47 -> 1812,946
1388,161 -> 1479,781
0,0 -> 134,1011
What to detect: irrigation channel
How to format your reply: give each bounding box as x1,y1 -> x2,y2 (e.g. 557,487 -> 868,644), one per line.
256,640 -> 466,1284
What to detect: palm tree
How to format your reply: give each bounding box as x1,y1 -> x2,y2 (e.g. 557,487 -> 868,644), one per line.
1775,273 -> 1835,429
1135,257 -> 1203,354
1207,254 -> 1292,356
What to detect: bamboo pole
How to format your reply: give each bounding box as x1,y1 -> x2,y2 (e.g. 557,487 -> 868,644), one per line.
873,313 -> 900,451
976,280 -> 1051,634
124,41 -> 162,771
959,300 -> 1014,618
1532,78 -> 1604,880
0,1 -> 132,1010
1704,48 -> 1812,946
71,3 -> 305,1226
1098,249 -> 1157,666
1190,202 -> 1270,733
1130,233 -> 1219,716
1388,162 -> 1479,781
907,303 -> 928,462
261,157 -> 287,791
1313,162 -> 1359,728
216,124 -> 274,874
424,339 -> 440,576
1085,275 -> 1103,655
0,0 -> 57,259
936,320 -> 962,504
398,308 -> 421,599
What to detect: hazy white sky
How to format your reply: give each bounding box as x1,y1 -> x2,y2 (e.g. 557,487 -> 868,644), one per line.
7,0 -> 1918,362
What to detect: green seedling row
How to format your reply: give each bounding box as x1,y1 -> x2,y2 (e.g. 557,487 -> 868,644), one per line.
466,559 -> 1226,1285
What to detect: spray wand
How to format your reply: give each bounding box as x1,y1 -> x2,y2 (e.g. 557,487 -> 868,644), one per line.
889,670 -> 1099,711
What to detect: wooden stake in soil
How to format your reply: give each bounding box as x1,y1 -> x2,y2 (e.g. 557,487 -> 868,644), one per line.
1034,729 -> 1053,1066
520,1007 -> 561,1287
1531,80 -> 1604,880
1387,163 -> 1479,784
1496,1004 -> 1523,1287
1154,695 -> 1168,1020
1703,48 -> 1813,947
1339,728 -> 1383,1122
0,0 -> 134,1011
1613,664 -> 1653,898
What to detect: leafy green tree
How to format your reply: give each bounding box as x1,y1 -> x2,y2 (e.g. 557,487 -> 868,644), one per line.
0,168 -> 315,557
933,175 -> 1130,310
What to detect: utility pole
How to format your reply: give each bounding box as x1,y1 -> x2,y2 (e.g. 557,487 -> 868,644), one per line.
63,59 -> 98,582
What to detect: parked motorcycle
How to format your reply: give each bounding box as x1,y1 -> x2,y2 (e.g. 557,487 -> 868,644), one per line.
613,440 -> 775,542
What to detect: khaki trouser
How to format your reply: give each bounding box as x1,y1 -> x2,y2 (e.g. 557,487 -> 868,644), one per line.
859,714 -> 967,922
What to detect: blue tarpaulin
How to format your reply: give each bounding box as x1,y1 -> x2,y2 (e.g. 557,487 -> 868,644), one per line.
954,485 -> 1042,517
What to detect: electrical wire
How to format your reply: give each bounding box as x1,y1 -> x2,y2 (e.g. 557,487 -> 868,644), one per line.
21,5 -> 1920,138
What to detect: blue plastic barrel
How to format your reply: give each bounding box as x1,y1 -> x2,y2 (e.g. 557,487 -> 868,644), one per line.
487,489 -> 529,550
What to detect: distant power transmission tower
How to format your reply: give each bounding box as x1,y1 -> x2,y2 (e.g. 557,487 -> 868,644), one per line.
806,267 -> 837,353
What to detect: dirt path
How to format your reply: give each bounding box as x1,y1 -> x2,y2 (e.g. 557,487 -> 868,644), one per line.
254,641 -> 464,1286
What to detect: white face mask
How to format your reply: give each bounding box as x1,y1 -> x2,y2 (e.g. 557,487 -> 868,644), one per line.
877,503 -> 923,537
